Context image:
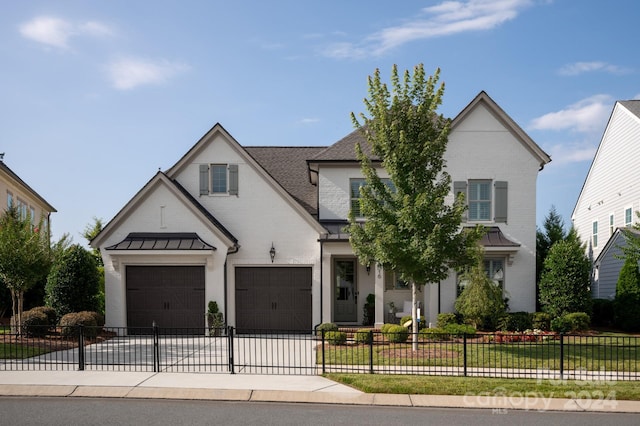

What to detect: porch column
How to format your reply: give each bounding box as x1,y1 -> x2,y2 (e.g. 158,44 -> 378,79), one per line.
374,264 -> 385,327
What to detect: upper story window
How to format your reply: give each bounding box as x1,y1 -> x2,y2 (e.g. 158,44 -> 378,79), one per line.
610,214 -> 615,235
199,164 -> 238,196
625,207 -> 633,226
454,180 -> 508,223
592,220 -> 598,248
7,191 -> 13,208
350,178 -> 394,218
457,258 -> 505,296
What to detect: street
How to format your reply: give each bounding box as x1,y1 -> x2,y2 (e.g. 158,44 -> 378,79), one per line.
0,397 -> 637,426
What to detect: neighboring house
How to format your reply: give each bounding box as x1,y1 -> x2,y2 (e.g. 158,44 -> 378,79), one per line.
591,228 -> 640,300
0,155 -> 56,239
91,91 -> 550,332
571,100 -> 640,298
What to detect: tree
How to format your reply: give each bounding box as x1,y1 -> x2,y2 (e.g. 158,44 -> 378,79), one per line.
455,254 -> 507,329
613,255 -> 640,331
536,205 -> 566,283
538,228 -> 592,318
0,206 -> 51,331
82,217 -> 105,314
347,64 -> 483,349
45,244 -> 100,317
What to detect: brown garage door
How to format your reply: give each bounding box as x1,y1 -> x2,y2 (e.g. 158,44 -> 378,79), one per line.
126,266 -> 205,331
235,267 -> 312,333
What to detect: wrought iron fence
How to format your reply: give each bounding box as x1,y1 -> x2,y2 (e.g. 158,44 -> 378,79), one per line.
1,325 -> 639,380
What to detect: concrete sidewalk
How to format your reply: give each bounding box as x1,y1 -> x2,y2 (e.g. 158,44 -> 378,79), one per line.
1,370 -> 640,413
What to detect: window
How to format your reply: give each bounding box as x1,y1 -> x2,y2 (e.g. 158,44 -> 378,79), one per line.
625,207 -> 633,226
6,191 -> 13,208
609,214 -> 614,235
384,270 -> 409,290
468,180 -> 492,221
457,258 -> 504,296
199,164 -> 238,196
592,221 -> 598,248
350,178 -> 394,218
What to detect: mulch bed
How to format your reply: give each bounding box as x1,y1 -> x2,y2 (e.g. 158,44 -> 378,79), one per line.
2,329 -> 117,351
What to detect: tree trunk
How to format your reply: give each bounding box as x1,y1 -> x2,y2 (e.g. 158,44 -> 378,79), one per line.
412,282 -> 418,351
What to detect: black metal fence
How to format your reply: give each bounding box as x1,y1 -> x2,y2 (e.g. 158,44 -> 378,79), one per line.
1,326 -> 639,380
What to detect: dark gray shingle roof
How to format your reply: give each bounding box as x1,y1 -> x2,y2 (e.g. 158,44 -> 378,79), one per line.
245,146 -> 325,216
620,100 -> 640,119
309,128 -> 376,162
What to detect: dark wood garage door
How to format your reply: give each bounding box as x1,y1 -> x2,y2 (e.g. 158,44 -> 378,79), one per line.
235,267 -> 312,333
126,265 -> 205,332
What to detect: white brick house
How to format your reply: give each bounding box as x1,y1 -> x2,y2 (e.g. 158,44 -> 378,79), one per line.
572,100 -> 640,298
91,91 -> 549,331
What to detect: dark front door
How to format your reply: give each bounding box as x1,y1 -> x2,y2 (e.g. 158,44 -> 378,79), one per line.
235,267 -> 312,333
126,265 -> 205,331
334,259 -> 357,322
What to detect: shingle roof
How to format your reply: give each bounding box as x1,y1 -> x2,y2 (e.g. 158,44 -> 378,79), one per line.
620,100 -> 640,119
309,128 -> 376,162
245,146 -> 325,216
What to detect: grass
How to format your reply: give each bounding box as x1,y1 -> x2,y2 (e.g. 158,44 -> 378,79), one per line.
0,342 -> 51,359
325,373 -> 640,400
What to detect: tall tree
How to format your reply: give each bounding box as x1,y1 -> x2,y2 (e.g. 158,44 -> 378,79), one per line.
614,212 -> 640,331
347,64 -> 483,349
536,205 -> 566,283
538,228 -> 592,317
0,206 -> 51,331
82,217 -> 105,314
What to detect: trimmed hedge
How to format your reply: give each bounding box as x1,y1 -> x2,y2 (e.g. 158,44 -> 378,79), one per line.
383,325 -> 409,343
437,313 -> 459,328
550,312 -> 590,333
316,322 -> 338,336
19,309 -> 49,337
325,331 -> 347,345
30,306 -> 57,327
59,311 -> 99,338
354,328 -> 372,344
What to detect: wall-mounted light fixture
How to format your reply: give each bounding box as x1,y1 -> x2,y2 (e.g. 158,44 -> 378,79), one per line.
366,262 -> 371,275
269,242 -> 276,263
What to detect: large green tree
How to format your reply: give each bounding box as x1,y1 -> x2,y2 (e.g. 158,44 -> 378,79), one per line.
538,229 -> 592,317
614,213 -> 640,331
536,205 -> 566,283
0,206 -> 51,331
45,244 -> 100,317
347,64 -> 483,348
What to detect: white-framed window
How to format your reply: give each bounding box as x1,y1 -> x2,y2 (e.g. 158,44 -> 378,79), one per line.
6,191 -> 13,208
349,177 -> 394,218
384,270 -> 410,290
592,220 -> 598,248
610,213 -> 615,236
468,180 -> 492,221
625,207 -> 633,226
457,258 -> 505,296
199,163 -> 238,196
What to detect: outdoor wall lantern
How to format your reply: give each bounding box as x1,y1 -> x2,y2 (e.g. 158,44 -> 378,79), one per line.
269,242 -> 276,263
366,262 -> 371,275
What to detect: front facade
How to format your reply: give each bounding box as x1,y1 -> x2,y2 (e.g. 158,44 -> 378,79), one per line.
0,157 -> 56,238
92,92 -> 549,332
572,100 -> 640,298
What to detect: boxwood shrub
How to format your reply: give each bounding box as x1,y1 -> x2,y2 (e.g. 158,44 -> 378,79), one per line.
316,322 -> 338,336
384,325 -> 409,343
325,330 -> 347,345
59,311 -> 99,338
354,328 -> 372,344
19,309 -> 49,337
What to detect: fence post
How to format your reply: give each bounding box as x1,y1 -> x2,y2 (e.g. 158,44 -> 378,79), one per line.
321,329 -> 326,375
228,326 -> 235,374
559,333 -> 564,380
153,321 -> 160,373
77,325 -> 85,371
368,330 -> 374,374
463,333 -> 467,377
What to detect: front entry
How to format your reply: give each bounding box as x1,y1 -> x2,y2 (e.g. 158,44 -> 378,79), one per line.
334,259 -> 357,322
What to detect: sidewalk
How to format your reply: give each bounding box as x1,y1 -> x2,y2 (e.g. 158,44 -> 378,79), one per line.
1,370 -> 640,413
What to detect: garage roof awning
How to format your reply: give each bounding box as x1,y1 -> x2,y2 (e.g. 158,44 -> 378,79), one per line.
106,232 -> 216,251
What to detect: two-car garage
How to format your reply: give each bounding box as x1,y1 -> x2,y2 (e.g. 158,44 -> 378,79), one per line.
125,265 -> 312,333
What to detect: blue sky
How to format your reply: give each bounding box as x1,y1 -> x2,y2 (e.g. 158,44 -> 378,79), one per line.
1,0 -> 639,244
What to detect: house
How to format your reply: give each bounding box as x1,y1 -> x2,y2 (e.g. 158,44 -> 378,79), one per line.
91,91 -> 550,332
0,154 -> 56,238
571,100 -> 640,298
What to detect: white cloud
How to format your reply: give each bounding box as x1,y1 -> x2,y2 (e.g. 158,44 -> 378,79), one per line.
322,0 -> 532,58
558,61 -> 630,76
528,95 -> 612,134
19,16 -> 114,49
544,141 -> 597,166
299,118 -> 320,124
106,57 -> 190,90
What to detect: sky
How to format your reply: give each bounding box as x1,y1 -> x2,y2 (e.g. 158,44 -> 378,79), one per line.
1,0 -> 639,245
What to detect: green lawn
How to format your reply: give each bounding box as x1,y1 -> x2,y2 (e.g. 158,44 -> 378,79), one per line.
0,342 -> 51,359
325,373 -> 640,400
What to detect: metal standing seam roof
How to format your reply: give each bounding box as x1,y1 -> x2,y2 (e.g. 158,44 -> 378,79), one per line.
106,233 -> 216,251
479,226 -> 520,247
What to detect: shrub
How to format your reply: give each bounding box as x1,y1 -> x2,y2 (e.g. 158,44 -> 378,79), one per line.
384,325 -> 409,343
443,323 -> 476,336
591,299 -> 614,328
45,245 -> 101,318
316,322 -> 338,336
354,328 -> 372,344
380,323 -> 394,334
550,316 -> 571,333
614,255 -> 640,331
19,308 -> 49,337
325,331 -> 347,345
59,311 -> 99,338
498,312 -> 533,332
532,312 -> 551,331
29,306 -> 57,327
564,312 -> 590,332
419,327 -> 450,341
437,313 -> 459,328
455,262 -> 507,330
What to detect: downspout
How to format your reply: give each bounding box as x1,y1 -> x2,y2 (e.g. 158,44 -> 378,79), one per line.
319,241 -> 323,324
224,244 -> 240,328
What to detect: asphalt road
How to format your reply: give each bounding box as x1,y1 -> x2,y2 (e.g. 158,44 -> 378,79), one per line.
0,398 -> 638,426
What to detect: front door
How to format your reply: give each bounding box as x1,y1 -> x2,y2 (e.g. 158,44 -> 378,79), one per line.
334,259 -> 357,322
